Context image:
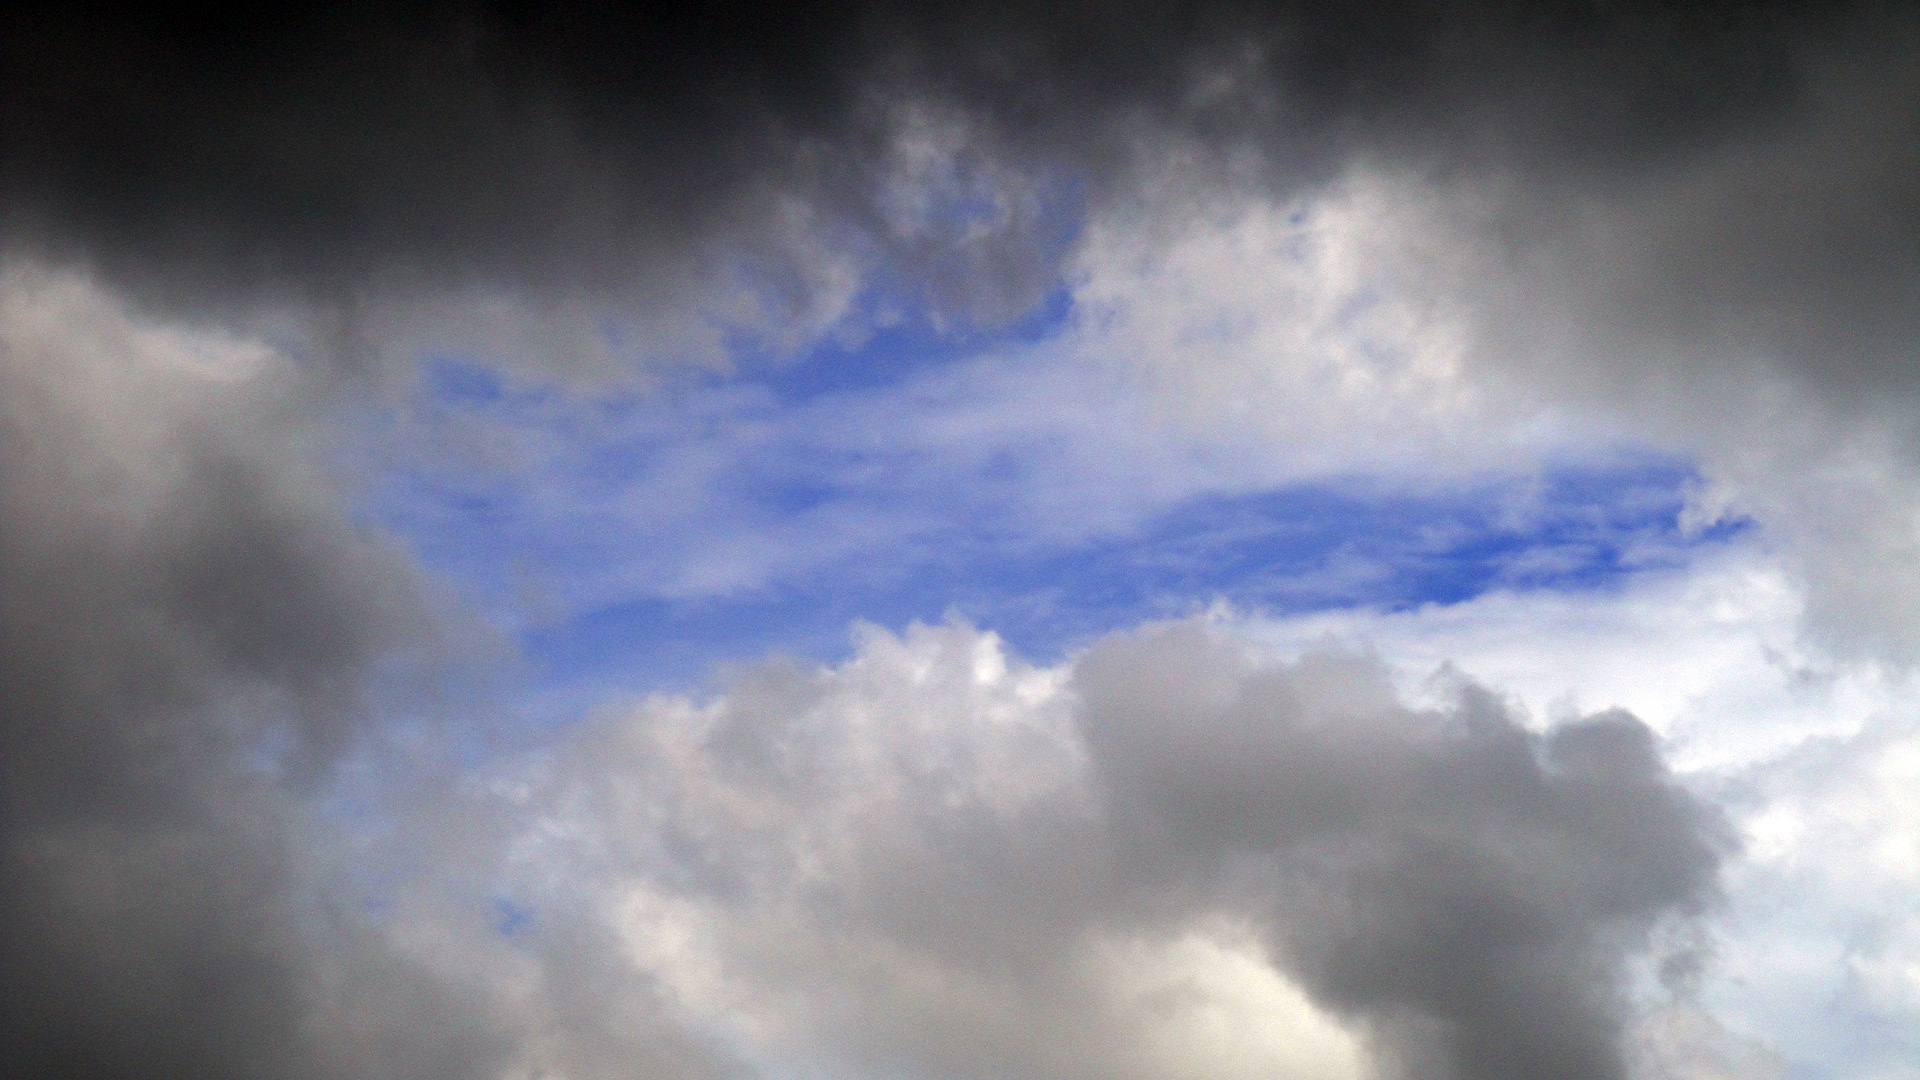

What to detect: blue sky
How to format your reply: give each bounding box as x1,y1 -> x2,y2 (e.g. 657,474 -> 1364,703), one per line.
371,296 -> 1749,708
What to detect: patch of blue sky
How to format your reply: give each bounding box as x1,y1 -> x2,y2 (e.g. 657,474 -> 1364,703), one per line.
706,166 -> 1087,398
508,461 -> 1742,694
492,897 -> 536,940
738,282 -> 1077,404
374,338 -> 1749,715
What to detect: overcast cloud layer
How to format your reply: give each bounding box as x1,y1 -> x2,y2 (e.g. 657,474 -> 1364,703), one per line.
4,3 -> 1919,1080
4,3 -> 1892,362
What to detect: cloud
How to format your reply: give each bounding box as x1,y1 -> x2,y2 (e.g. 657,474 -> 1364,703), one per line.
1711,711 -> 1920,1077
528,616 -> 1722,1080
1064,23 -> 1920,654
1,3 -> 1880,373
0,263 -> 529,1080
4,5 -> 1918,1078
0,260 -> 418,826
1630,998 -> 1787,1080
1244,553 -> 1920,1077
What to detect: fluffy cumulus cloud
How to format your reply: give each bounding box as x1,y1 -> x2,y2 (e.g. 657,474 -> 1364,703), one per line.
4,2 -> 1920,1079
528,618 -> 1720,1080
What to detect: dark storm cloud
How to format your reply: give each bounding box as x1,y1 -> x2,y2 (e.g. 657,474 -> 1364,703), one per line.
0,1 -> 1856,330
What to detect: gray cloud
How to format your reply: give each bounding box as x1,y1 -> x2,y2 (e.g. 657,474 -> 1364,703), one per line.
0,262 -> 764,1080
0,2 -> 1865,356
1078,628 -> 1726,1080
0,263 -> 421,829
0,265 -> 514,1080
534,620 -> 1723,1080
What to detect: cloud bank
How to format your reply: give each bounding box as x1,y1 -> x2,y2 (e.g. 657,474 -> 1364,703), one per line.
4,3 -> 1889,366
534,619 -> 1722,1080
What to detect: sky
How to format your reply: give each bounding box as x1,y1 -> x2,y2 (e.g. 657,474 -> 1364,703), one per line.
2,4 -> 1918,1079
